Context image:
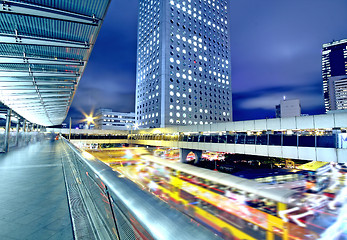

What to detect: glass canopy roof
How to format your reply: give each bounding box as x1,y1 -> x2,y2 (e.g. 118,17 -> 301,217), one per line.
0,0 -> 111,126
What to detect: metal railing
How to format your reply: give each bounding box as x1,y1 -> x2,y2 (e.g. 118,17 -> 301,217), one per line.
62,138 -> 221,240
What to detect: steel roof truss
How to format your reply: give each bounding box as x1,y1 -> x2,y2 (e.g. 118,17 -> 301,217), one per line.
0,55 -> 85,66
0,33 -> 90,49
0,82 -> 76,86
4,93 -> 71,97
1,1 -> 100,25
0,70 -> 79,77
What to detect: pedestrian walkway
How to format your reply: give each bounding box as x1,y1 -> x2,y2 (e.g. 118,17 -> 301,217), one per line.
0,140 -> 74,240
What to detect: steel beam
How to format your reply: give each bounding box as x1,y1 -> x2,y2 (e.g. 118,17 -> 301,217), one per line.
0,82 -> 76,86
13,105 -> 67,110
0,86 -> 73,90
0,81 -> 76,85
0,33 -> 89,49
0,76 -> 78,81
3,93 -> 71,98
0,55 -> 85,66
16,105 -> 66,110
0,87 -> 73,91
10,99 -> 70,105
4,109 -> 12,152
21,105 -> 68,110
0,1 -> 100,25
0,70 -> 80,78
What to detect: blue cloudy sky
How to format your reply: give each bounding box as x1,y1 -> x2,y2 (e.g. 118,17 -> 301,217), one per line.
66,0 -> 347,125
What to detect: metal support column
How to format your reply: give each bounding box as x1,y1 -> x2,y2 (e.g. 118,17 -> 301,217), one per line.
15,119 -> 20,146
69,117 -> 71,141
23,120 -> 26,132
4,109 -> 12,152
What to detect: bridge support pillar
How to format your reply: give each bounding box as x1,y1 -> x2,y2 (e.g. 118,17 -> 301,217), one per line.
179,148 -> 202,164
15,120 -> 20,147
4,109 -> 12,152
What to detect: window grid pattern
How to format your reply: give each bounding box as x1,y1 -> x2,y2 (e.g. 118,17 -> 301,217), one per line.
136,0 -> 232,128
166,0 -> 231,126
136,0 -> 161,128
322,40 -> 347,112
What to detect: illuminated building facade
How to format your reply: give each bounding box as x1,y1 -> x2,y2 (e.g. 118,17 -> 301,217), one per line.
328,75 -> 347,111
322,39 -> 347,112
136,0 -> 232,128
95,109 -> 135,130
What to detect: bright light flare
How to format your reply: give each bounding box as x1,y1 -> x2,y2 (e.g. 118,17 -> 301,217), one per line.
80,109 -> 97,125
86,116 -> 94,124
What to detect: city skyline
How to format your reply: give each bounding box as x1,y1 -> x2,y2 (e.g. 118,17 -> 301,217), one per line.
65,0 -> 347,126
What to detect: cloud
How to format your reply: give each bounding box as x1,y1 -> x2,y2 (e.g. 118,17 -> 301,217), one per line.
232,84 -> 325,120
72,86 -> 135,112
240,92 -> 323,110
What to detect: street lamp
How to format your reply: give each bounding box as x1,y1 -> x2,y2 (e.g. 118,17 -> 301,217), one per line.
86,116 -> 93,124
83,113 -> 96,129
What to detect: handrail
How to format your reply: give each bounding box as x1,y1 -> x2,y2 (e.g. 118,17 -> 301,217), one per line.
62,138 -> 221,240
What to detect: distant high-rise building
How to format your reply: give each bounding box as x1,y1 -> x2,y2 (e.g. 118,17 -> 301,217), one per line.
135,0 -> 232,128
275,99 -> 301,118
328,75 -> 347,111
322,39 -> 347,112
94,109 -> 135,130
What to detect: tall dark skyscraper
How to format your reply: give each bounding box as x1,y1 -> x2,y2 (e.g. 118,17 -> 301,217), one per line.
135,0 -> 232,128
322,39 -> 347,112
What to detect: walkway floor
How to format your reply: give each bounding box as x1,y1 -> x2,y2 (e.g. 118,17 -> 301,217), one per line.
0,140 -> 74,240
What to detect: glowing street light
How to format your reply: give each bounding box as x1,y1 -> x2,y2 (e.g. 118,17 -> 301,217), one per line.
81,110 -> 97,129
86,116 -> 94,124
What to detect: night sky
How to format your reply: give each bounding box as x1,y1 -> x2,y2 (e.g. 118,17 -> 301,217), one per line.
66,0 -> 347,126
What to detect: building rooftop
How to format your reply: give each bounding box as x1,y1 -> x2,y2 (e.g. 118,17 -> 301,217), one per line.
323,38 -> 347,48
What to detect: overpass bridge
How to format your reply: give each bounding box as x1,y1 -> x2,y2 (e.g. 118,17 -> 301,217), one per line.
56,112 -> 347,163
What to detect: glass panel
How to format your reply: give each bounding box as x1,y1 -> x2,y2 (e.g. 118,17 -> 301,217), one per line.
283,135 -> 297,146
269,134 -> 281,146
198,135 -> 204,142
204,135 -> 211,143
245,135 -> 255,144
227,134 -> 235,144
316,135 -> 336,148
256,134 -> 267,145
235,134 -> 245,144
211,134 -> 219,143
219,134 -> 227,143
298,135 -> 315,147
192,135 -> 199,142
